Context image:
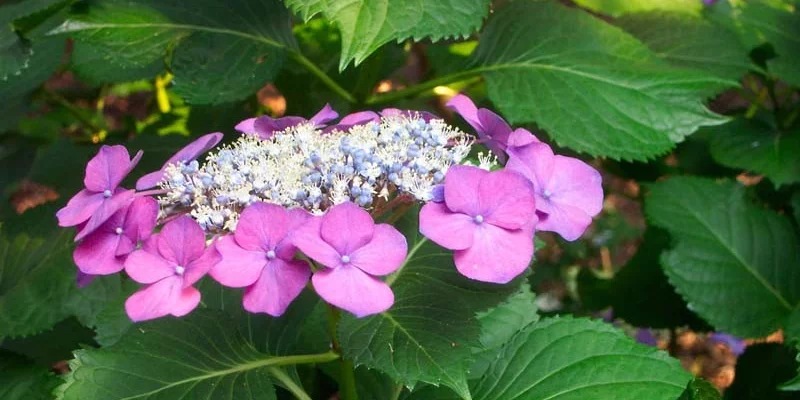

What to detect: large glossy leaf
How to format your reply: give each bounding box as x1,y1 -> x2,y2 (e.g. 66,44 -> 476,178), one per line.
646,177 -> 800,337
471,317 -> 692,400
573,0 -> 702,17
337,208 -> 522,399
51,0 -> 296,104
284,0 -> 490,70
708,119 -> 800,187
617,12 -> 752,80
470,1 -> 732,161
60,310 -> 326,400
0,351 -> 58,400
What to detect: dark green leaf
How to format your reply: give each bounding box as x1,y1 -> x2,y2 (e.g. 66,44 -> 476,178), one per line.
1,318 -> 96,366
53,0 -> 295,104
70,42 -> 163,84
573,0 -> 702,17
780,308 -> 800,391
0,0 -> 70,80
60,310 -> 281,400
284,0 -> 489,70
0,351 -> 58,400
724,343 -> 799,400
646,177 -> 800,337
470,1 -> 732,161
617,12 -> 752,80
708,119 -> 800,187
471,317 -> 692,400
679,378 -> 721,400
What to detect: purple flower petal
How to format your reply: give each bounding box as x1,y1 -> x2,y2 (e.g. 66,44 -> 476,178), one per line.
443,165 -> 487,216
546,156 -> 604,217
350,224 -> 407,276
453,224 -> 534,284
320,202 -> 374,256
74,189 -> 136,241
380,108 -> 438,122
419,202 -> 476,250
156,216 -> 206,267
73,230 -> 125,275
445,94 -> 481,129
242,258 -> 311,316
135,132 -> 223,190
121,196 -> 159,250
210,235 -> 266,287
76,271 -> 96,288
537,202 -> 595,241
309,103 -> 339,126
507,128 -> 539,147
479,170 -> 536,230
235,118 -> 257,133
84,145 -> 142,192
234,202 -> 289,252
56,190 -> 104,227
292,217 -> 342,268
339,111 -> 380,126
183,241 -> 221,287
312,264 -> 394,317
275,208 -> 311,259
253,116 -> 307,140
476,109 -> 513,162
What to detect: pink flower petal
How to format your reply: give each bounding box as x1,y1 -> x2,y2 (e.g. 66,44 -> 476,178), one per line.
453,224 -> 534,284
479,170 -> 536,230
446,94 -> 480,130
56,190 -> 104,227
275,208 -> 311,260
312,265 -> 394,317
506,142 -> 555,194
235,118 -> 256,133
536,202 -> 594,241
210,236 -> 265,287
169,286 -> 201,317
84,145 -> 141,192
125,249 -> 175,284
242,259 -> 311,316
507,128 -> 540,147
234,202 -> 289,252
419,202 -> 476,250
547,155 -> 603,217
184,243 -> 221,287
73,231 -> 124,275
253,116 -> 306,139
292,217 -> 342,268
320,202 -> 374,255
74,189 -> 135,241
124,277 -> 181,322
134,171 -> 165,191
309,103 -> 339,126
122,196 -> 158,241
135,133 -> 223,190
156,216 -> 206,266
380,108 -> 437,122
350,224 -> 407,276
476,108 -> 513,161
339,111 -> 380,125
443,165 -> 486,216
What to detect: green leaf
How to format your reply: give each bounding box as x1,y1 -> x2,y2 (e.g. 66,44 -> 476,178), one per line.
708,119 -> 800,187
52,0 -> 296,104
725,343 -> 799,400
645,177 -> 800,337
578,228 -> 709,330
59,310 -> 292,400
0,0 -> 70,80
0,36 -> 64,102
70,42 -> 163,84
471,317 -> 691,400
470,284 -> 538,379
470,1 -> 732,161
284,0 -> 490,70
573,0 -> 702,17
679,378 -> 721,400
1,318 -> 96,365
337,207 -> 522,399
617,12 -> 752,81
780,308 -> 800,391
0,351 -> 58,400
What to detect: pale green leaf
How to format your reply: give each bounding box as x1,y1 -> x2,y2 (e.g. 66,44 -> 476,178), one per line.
284,0 -> 490,70
471,317 -> 692,400
470,1 -> 733,161
617,12 -> 752,80
573,0 -> 702,17
708,119 -> 800,187
0,351 -> 58,400
646,177 -> 800,337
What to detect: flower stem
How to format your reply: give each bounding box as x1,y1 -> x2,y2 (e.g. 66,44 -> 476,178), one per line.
268,366 -> 313,400
289,52 -> 357,104
365,69 -> 483,105
326,305 -> 359,400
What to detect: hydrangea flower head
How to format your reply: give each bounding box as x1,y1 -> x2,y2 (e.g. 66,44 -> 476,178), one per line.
136,132 -> 223,190
73,196 -> 158,275
235,103 -> 338,140
446,94 -> 514,162
210,202 -> 311,316
293,202 -> 407,317
506,141 -> 603,241
56,145 -> 142,241
419,165 -> 537,283
124,216 -> 220,321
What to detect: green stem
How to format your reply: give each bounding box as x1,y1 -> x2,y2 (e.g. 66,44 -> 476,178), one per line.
326,305 -> 359,400
270,351 -> 340,366
366,69 -> 483,105
390,383 -> 405,400
268,366 -> 312,400
290,52 -> 357,104
43,89 -> 103,134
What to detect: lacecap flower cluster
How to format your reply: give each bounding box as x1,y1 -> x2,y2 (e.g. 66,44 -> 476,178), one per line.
56,96 -> 603,321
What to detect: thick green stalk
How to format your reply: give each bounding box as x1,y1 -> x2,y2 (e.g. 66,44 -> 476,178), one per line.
268,366 -> 313,400
326,305 -> 359,400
